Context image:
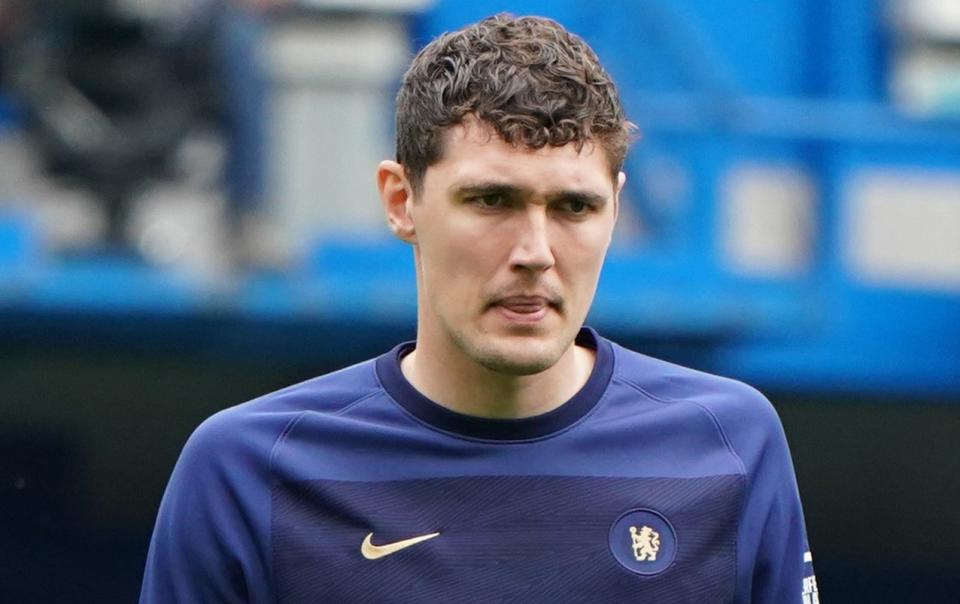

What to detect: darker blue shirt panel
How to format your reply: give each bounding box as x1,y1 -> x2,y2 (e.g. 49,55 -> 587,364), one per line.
272,475 -> 741,603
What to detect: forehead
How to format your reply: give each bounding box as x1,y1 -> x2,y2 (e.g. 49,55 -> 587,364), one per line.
425,120 -> 616,193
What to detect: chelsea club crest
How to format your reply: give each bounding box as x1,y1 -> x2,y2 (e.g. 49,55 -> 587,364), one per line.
609,509 -> 677,576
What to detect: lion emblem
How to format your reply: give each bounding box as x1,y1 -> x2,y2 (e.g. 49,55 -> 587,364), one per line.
629,525 -> 661,562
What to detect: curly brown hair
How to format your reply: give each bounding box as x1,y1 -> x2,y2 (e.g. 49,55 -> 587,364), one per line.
395,13 -> 634,194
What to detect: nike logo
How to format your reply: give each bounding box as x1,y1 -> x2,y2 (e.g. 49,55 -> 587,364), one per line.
360,531 -> 440,560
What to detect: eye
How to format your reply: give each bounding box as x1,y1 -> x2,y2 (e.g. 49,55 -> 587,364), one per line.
468,193 -> 508,209
567,200 -> 588,214
559,198 -> 592,216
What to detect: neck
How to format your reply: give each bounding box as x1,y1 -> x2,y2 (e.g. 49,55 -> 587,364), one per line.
401,329 -> 596,419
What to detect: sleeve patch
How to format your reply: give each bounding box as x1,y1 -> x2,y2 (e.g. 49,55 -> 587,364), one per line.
802,551 -> 819,604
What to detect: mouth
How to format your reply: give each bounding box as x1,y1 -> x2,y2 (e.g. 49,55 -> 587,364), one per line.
489,295 -> 560,324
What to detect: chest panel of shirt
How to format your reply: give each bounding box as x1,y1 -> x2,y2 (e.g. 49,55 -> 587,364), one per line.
271,474 -> 742,603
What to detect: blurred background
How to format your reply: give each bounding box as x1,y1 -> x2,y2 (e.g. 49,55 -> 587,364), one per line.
1,0 -> 958,601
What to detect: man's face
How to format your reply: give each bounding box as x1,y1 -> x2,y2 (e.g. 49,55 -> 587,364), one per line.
400,120 -> 622,375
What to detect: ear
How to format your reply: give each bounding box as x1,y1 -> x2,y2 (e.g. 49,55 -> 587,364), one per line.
377,160 -> 416,243
614,171 -> 626,223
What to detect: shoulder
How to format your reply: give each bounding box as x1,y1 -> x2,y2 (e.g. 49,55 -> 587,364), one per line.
611,341 -> 775,416
609,340 -> 785,462
179,358 -> 383,471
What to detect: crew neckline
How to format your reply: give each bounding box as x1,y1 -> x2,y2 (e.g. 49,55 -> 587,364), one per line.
375,327 -> 614,441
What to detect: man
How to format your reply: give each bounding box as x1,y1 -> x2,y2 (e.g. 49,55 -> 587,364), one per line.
141,14 -> 818,603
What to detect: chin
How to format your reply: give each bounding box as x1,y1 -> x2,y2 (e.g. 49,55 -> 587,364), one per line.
476,352 -> 556,376
463,331 -> 569,376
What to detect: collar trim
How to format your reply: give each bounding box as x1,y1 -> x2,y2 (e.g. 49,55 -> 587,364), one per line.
375,327 -> 613,441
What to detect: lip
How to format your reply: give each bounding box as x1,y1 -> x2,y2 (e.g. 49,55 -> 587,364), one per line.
494,304 -> 549,324
490,295 -> 555,324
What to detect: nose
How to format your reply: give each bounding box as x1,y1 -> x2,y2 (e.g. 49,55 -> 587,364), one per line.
508,207 -> 555,273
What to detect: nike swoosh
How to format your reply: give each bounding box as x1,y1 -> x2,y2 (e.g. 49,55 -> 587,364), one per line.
361,531 -> 440,560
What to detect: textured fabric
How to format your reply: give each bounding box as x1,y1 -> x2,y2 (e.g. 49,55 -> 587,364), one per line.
140,328 -> 815,603
273,475 -> 740,603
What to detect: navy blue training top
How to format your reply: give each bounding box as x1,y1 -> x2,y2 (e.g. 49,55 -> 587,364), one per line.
141,328 -> 818,603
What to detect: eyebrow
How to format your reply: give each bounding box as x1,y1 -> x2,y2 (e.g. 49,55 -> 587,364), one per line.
450,182 -> 523,199
450,181 -> 609,206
